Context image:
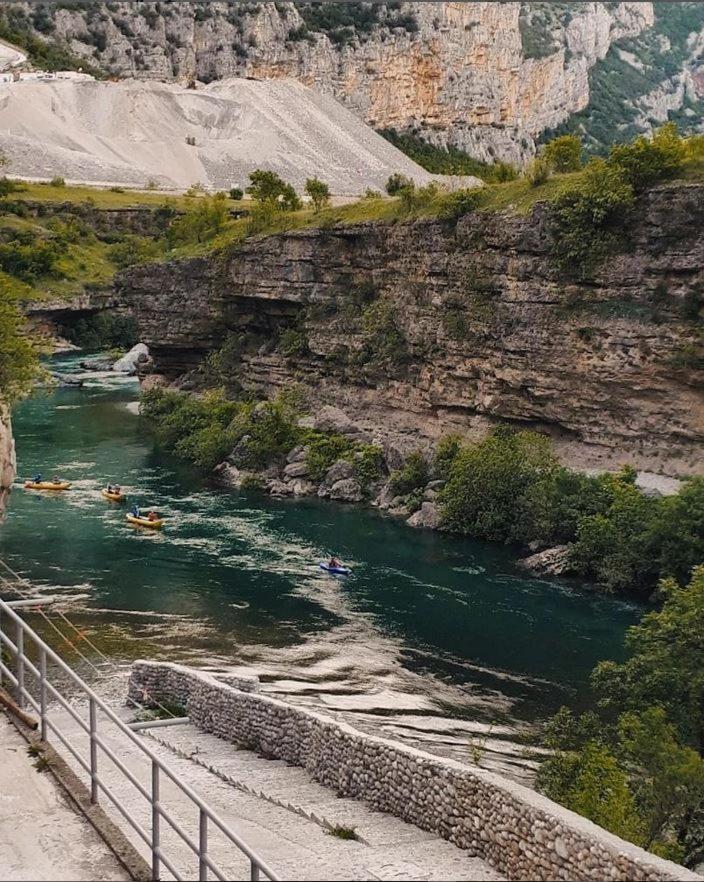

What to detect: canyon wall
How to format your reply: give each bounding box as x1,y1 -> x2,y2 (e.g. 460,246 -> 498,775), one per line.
121,183 -> 704,477
5,1 -> 659,164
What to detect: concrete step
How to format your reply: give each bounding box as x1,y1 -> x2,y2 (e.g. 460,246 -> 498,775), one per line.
45,702 -> 503,881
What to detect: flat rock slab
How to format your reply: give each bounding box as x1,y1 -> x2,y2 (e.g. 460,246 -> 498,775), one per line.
0,714 -> 129,882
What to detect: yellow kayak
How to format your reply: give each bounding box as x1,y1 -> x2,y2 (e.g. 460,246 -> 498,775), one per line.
126,514 -> 164,530
25,480 -> 71,491
102,489 -> 125,503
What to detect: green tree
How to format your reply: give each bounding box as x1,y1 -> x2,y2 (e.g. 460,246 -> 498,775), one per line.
592,565 -> 704,751
0,279 -> 42,403
440,427 -> 557,542
304,177 -> 330,212
246,170 -> 301,211
385,173 -> 413,195
542,135 -> 583,173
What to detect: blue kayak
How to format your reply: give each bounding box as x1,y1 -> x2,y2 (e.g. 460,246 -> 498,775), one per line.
319,563 -> 352,576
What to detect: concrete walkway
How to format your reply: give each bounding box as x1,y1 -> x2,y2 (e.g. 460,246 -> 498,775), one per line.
0,714 -> 129,882
48,700 -> 502,881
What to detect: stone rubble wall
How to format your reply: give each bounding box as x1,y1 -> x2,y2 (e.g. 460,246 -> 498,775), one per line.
129,660 -> 701,882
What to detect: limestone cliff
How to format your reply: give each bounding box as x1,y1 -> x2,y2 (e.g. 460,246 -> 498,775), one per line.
0,406 -> 16,518
120,183 -> 704,478
2,1 -> 665,163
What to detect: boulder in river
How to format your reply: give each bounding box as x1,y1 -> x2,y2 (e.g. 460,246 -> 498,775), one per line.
407,502 -> 441,530
80,357 -> 114,371
113,343 -> 150,374
327,477 -> 363,503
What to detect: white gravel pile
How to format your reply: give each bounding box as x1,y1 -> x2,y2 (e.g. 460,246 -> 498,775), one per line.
0,76 -> 466,195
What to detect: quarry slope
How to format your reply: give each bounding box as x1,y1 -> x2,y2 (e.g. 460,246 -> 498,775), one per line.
0,76 -> 442,194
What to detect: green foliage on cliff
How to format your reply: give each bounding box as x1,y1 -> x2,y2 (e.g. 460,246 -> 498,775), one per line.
438,426 -> 704,598
379,130 -> 517,182
0,6 -> 104,77
292,2 -> 417,47
389,452 -> 429,498
541,135 -> 583,173
246,170 -> 301,211
539,566 -> 704,865
0,279 -> 43,403
141,385 -> 384,491
64,312 -> 137,351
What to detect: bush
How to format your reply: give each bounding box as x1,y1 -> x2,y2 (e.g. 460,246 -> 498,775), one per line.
432,434 -> 462,480
278,327 -> 309,358
229,187 -> 243,201
549,158 -> 635,277
385,173 -> 413,195
49,176 -> 66,187
389,451 -> 429,497
167,194 -> 229,245
525,156 -> 551,187
305,432 -> 353,482
0,237 -> 62,282
542,135 -> 583,173
437,187 -> 484,221
304,177 -> 330,212
608,123 -> 685,193
440,426 -> 557,543
246,170 -> 301,211
0,177 -> 24,199
108,235 -> 162,269
360,298 -> 408,365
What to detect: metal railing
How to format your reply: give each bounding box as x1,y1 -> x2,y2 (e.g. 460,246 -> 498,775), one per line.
0,596 -> 280,882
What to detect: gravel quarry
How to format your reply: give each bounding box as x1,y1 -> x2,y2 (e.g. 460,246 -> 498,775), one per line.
0,76 -> 452,194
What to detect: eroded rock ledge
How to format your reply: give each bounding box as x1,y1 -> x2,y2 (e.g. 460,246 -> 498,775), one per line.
122,183 -> 704,479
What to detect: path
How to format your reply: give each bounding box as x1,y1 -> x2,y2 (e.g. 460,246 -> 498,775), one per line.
0,714 -> 129,882
0,38 -> 26,72
48,697 -> 503,881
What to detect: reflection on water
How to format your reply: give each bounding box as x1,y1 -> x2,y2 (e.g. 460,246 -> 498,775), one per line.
0,355 -> 641,780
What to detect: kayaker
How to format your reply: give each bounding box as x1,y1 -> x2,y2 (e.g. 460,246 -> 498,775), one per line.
113,484 -> 122,495
132,504 -> 141,518
147,510 -> 159,522
329,556 -> 342,568
33,473 -> 43,484
51,475 -> 61,485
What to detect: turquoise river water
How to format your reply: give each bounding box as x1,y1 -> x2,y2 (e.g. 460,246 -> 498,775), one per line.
0,355 -> 641,778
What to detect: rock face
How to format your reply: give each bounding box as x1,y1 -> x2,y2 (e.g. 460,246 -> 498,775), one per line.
5,1 -> 667,164
0,406 -> 16,519
122,182 -> 704,478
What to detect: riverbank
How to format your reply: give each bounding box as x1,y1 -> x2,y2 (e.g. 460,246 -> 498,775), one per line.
140,382 -> 704,600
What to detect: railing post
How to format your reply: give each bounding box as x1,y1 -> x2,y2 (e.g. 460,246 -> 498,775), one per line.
39,648 -> 47,741
15,620 -> 24,709
151,760 -> 160,882
89,698 -> 98,804
250,862 -> 260,882
199,808 -> 208,881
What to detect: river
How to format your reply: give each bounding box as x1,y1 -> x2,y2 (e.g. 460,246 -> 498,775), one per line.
0,354 -> 641,780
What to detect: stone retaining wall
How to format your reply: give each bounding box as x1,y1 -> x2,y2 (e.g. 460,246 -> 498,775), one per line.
129,660 -> 701,882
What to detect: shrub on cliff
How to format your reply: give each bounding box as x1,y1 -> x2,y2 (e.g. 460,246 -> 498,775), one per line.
437,188 -> 484,221
608,123 -> 686,193
246,170 -> 301,211
549,157 -> 635,277
541,135 -> 583,173
385,173 -> 413,196
108,235 -> 163,269
167,194 -> 229,245
389,451 -> 429,497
